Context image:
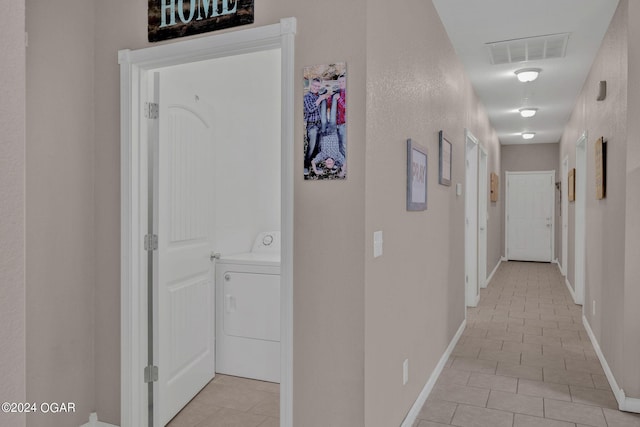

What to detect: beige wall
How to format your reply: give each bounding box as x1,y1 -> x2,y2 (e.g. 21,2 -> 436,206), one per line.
559,0 -> 633,398
0,2 -> 27,427
25,1 -> 97,426
501,143 -> 560,261
364,1 -> 500,425
623,0 -> 640,399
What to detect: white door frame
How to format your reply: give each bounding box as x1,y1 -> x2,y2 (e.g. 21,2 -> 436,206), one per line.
562,156 -> 569,277
575,132 -> 587,305
478,146 -> 488,288
504,170 -> 555,262
119,18 -> 296,427
465,129 -> 479,307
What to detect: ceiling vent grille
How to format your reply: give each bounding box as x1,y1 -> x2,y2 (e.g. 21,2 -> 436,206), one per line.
486,33 -> 570,65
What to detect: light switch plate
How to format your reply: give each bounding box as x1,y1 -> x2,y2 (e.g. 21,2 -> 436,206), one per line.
373,231 -> 383,258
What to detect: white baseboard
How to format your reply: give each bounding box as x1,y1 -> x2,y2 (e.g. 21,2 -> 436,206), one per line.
80,413 -> 119,427
582,316 -> 640,413
501,256 -> 507,262
401,319 -> 466,427
486,258 -> 502,287
564,277 -> 577,305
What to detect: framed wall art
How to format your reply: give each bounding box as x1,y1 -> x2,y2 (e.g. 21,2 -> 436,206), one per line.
406,139 -> 427,211
568,168 -> 575,202
595,137 -> 607,199
438,131 -> 452,186
303,62 -> 347,180
148,0 -> 254,42
490,172 -> 499,202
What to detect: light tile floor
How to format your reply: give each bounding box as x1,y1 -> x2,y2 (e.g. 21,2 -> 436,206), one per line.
414,261 -> 640,427
167,374 -> 279,427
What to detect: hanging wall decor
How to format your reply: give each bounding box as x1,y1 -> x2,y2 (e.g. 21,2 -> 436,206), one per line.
438,131 -> 452,186
568,168 -> 575,202
595,137 -> 607,199
303,63 -> 347,180
406,139 -> 428,211
490,172 -> 499,202
148,0 -> 254,43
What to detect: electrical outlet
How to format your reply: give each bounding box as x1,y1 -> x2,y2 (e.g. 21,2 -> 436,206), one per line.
592,300 -> 596,316
403,359 -> 409,385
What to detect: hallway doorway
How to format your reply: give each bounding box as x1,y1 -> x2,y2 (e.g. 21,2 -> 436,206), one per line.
574,132 -> 587,305
505,171 -> 555,262
465,129 -> 479,307
119,19 -> 296,427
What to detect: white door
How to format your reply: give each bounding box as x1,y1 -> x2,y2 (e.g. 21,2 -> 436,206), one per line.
506,171 -> 554,262
154,73 -> 216,426
478,148 -> 488,288
465,131 -> 479,307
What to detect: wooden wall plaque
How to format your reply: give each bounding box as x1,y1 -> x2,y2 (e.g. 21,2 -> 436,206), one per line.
568,168 -> 575,202
148,0 -> 254,43
595,137 -> 606,199
490,172 -> 499,202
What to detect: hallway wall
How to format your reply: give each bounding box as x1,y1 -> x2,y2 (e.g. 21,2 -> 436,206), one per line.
623,0 -> 640,401
559,0 -> 638,400
364,1 -> 501,425
25,1 -> 97,426
0,2 -> 26,427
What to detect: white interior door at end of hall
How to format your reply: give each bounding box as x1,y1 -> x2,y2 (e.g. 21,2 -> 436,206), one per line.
506,173 -> 553,262
154,72 -> 216,426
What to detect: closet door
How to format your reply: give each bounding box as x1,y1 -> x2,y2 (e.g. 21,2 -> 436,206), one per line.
154,72 -> 217,426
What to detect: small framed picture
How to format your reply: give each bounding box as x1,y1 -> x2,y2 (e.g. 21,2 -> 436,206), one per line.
438,131 -> 452,186
406,139 -> 427,211
568,168 -> 575,202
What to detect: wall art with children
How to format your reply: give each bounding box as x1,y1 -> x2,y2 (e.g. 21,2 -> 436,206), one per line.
303,63 -> 347,180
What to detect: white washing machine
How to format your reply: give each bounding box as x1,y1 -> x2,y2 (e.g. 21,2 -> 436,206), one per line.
215,231 -> 281,383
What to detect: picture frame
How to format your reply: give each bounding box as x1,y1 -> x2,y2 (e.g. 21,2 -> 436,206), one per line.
568,168 -> 575,202
490,172 -> 499,202
303,62 -> 348,180
595,137 -> 606,199
406,138 -> 428,211
438,131 -> 452,186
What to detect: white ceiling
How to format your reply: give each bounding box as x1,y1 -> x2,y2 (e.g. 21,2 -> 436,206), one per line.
432,0 -> 619,145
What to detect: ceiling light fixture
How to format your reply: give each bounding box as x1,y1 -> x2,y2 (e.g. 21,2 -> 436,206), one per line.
515,68 -> 541,83
522,132 -> 536,140
519,108 -> 538,118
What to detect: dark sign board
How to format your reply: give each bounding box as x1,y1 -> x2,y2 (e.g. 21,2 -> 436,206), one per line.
148,0 -> 254,43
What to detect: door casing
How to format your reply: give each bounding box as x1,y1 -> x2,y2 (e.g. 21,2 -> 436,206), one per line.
465,129 -> 479,307
119,18 -> 296,427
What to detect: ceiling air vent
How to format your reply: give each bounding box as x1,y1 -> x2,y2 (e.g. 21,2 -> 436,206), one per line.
486,33 -> 570,65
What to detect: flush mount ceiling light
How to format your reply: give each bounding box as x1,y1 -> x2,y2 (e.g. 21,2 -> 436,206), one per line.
515,68 -> 541,83
519,108 -> 538,118
522,132 -> 536,140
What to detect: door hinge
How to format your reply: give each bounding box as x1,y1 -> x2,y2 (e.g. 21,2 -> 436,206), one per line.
144,234 -> 158,251
144,365 -> 158,383
466,275 -> 469,283
145,102 -> 159,119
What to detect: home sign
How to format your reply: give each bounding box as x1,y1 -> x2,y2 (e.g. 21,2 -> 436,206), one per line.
148,0 -> 254,42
